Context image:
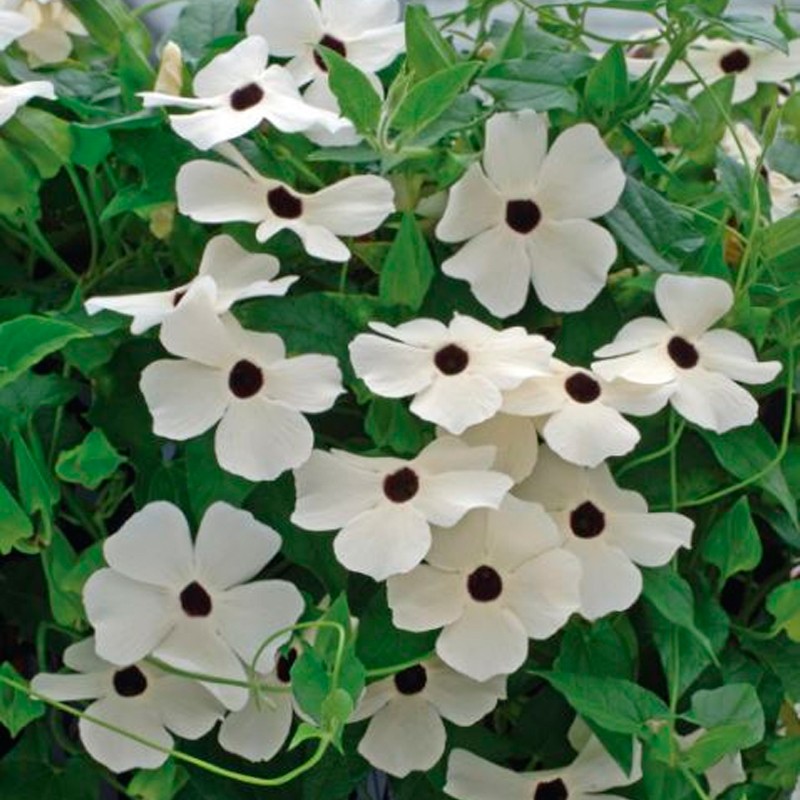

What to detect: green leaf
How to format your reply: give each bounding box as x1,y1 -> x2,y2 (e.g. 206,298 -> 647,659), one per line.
379,212 -> 436,311
763,215 -> 800,281
0,480 -> 33,555
292,647 -> 330,723
707,13 -> 787,51
12,430 -> 58,521
41,529 -> 86,628
70,123 -> 113,169
0,315 -> 89,390
767,582 -> 800,641
0,663 -> 44,737
55,429 -> 126,490
555,617 -> 637,679
129,761 -> 189,800
0,139 -> 38,216
671,77 -> 735,162
321,49 -> 382,138
405,5 -> 457,79
169,0 -> 237,61
585,44 -> 629,121
702,497 -> 762,581
365,397 -> 431,456
390,62 -> 480,143
1,108 -> 72,179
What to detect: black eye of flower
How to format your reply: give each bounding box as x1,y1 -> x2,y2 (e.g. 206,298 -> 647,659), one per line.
383,468 -> 420,503
434,344 -> 469,375
506,199 -> 542,234
228,360 -> 264,399
393,664 -> 427,695
667,336 -> 699,369
230,82 -> 265,111
719,48 -> 750,73
267,186 -> 303,219
313,34 -> 348,71
534,778 -> 569,800
564,373 -> 601,403
276,648 -> 298,684
569,501 -> 606,539
467,565 -> 503,602
113,666 -> 148,698
180,581 -> 213,617
172,290 -> 186,307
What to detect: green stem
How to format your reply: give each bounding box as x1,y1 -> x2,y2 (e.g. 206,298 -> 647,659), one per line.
364,652 -> 435,679
24,217 -> 81,284
65,164 -> 100,276
616,418 -> 686,478
680,763 -> 713,800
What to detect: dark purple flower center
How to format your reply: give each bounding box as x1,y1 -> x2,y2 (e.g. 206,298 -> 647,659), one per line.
383,467 -> 420,503
393,664 -> 427,695
569,501 -> 605,539
314,34 -> 347,71
230,82 -> 265,111
667,336 -> 699,369
172,290 -> 186,307
276,647 -> 298,684
113,666 -> 148,698
434,344 -> 469,375
534,778 -> 568,800
267,186 -> 303,219
467,565 -> 503,602
228,359 -> 264,399
564,372 -> 601,403
180,581 -> 213,617
719,48 -> 750,73
506,199 -> 541,234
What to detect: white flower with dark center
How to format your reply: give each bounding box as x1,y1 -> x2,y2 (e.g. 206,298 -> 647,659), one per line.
387,496 -> 581,680
6,0 -> 86,65
0,5 -> 31,50
140,280 -> 342,481
592,274 -> 781,433
349,315 -> 554,434
85,235 -> 297,335
291,436 -> 514,581
0,79 -> 54,125
445,732 -> 641,800
83,501 -> 305,710
31,638 -> 224,772
666,37 -> 800,104
176,146 -> 395,262
140,36 -> 348,151
501,359 -> 670,467
515,447 -> 693,620
435,110 -> 625,317
350,657 -> 506,778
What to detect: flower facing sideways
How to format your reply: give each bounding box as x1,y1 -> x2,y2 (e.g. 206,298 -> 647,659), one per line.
31,637 -> 224,773
83,501 -> 305,710
140,280 -> 343,481
291,436 -> 513,581
436,109 -> 625,317
176,146 -> 395,262
592,274 -> 782,433
349,314 -> 554,434
516,447 -> 694,620
140,36 -> 348,151
387,496 -> 581,681
0,79 -> 54,126
85,234 -> 297,334
351,657 -> 506,778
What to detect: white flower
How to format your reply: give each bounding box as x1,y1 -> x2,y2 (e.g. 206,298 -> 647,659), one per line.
0,6 -> 31,50
769,171 -> 800,220
436,110 -> 625,317
666,37 -> 800,104
140,280 -> 342,481
349,315 -> 554,434
291,436 -> 514,582
7,0 -> 87,65
140,36 -> 348,151
592,274 -> 782,433
85,234 -> 297,334
176,145 -> 395,262
83,501 -> 305,710
501,359 -> 670,467
515,447 -> 694,620
351,657 -> 506,778
387,496 -> 581,680
678,730 -> 746,798
446,732 -> 641,800
0,79 -> 54,126
31,638 -> 224,772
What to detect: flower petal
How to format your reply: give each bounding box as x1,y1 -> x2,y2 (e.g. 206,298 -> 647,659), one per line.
607,511 -> 693,567
483,110 -> 548,196
446,749 -> 535,800
193,36 -> 269,97
303,175 -> 395,235
593,317 -> 672,358
218,692 -> 294,762
671,368 -> 759,432
84,291 -> 176,335
176,161 -> 267,225
425,660 -> 505,725
569,541 -> 642,620
322,0 -> 400,35
698,329 -> 781,384
410,373 -> 504,434
265,354 -> 343,412
345,24 -> 405,73
246,0 -> 323,57
456,414 -> 539,484
655,274 -> 733,338
415,468 -> 513,527
387,565 -> 467,632
436,163 -> 505,243
349,333 -> 436,397
151,676 -> 225,739
31,671 -> 108,702
487,496 -> 563,571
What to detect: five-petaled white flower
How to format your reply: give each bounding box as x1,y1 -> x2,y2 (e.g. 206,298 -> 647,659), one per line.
176,145 -> 395,262
31,637 -> 224,773
0,79 -> 54,126
666,36 -> 800,104
83,501 -> 305,710
291,436 -> 514,582
436,110 -> 625,317
351,657 -> 506,778
140,36 -> 348,151
516,447 -> 694,620
3,0 -> 86,65
387,496 -> 581,681
501,359 -> 670,467
140,280 -> 342,481
85,234 -> 297,334
349,315 -> 554,434
592,274 -> 781,433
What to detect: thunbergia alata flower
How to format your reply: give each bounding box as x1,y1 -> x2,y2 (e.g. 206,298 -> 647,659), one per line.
516,447 -> 694,620
3,0 -> 86,64
0,79 -> 54,125
592,274 -> 782,433
387,496 -> 581,681
349,314 -> 554,434
291,436 -> 514,582
140,280 -> 343,481
436,109 -> 625,317
140,36 -> 349,150
83,501 -> 305,710
351,657 -> 506,778
85,234 -> 298,334
32,638 -> 225,773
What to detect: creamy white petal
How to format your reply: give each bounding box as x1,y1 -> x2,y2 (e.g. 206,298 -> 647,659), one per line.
193,36 -> 270,97
500,372 -> 566,417
0,80 -> 55,125
483,110 -> 548,196
412,435 -> 496,473
426,508 -> 491,571
349,333 -> 437,397
567,732 -> 641,791
602,378 -> 672,416
387,566 -> 467,632
345,24 -> 405,73
698,329 -> 781,384
446,749 -> 535,800
31,671 -> 108,702
436,163 -> 505,242
593,317 -> 672,358
514,445 -> 592,512
487,496 -> 563,571
288,220 -> 351,261
322,0 -> 400,36
655,274 -> 733,337
456,414 -> 539,484
151,676 -> 225,739
411,373 -> 504,434
246,0 -> 323,57
176,161 -> 267,225
671,368 -> 760,433
415,468 -> 513,527
303,175 -> 395,235
0,11 -> 32,50
218,691 -> 294,762
607,511 -> 693,567
63,638 -> 110,674
85,291 -> 177,335
425,660 -> 505,725
369,318 -> 449,347
591,346 -> 678,386
265,354 -> 343,412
